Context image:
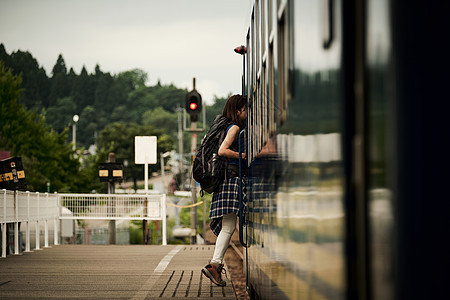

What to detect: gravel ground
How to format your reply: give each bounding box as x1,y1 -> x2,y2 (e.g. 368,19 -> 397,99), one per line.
224,243 -> 249,300
205,226 -> 250,300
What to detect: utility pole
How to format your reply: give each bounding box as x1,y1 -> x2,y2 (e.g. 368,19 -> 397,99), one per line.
190,127 -> 197,244
107,153 -> 116,245
177,107 -> 184,190
189,78 -> 198,245
184,77 -> 205,245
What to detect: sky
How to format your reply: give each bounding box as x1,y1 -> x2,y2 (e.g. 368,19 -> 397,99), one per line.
0,0 -> 251,104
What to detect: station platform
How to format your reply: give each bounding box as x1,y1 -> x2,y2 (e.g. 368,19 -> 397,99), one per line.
0,244 -> 237,299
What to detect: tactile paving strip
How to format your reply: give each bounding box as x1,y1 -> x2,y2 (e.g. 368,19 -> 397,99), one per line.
145,246 -> 236,299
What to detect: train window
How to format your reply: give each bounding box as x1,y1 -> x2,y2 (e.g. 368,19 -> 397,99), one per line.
252,12 -> 256,92
247,30 -> 251,96
257,76 -> 261,154
268,0 -> 273,34
269,41 -> 275,136
262,61 -> 268,146
255,1 -> 259,78
252,13 -> 257,161
253,80 -> 257,159
257,0 -> 266,155
261,0 -> 266,64
277,13 -> 287,125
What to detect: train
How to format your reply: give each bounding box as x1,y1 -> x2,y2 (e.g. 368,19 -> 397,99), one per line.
236,0 -> 449,299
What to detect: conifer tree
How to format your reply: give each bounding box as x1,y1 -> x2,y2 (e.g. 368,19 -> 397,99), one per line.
4,49 -> 49,110
71,66 -> 91,111
48,54 -> 69,107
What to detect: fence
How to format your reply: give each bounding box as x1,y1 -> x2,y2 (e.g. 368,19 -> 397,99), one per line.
1,190 -> 167,258
59,193 -> 166,220
1,190 -> 59,257
59,193 -> 167,245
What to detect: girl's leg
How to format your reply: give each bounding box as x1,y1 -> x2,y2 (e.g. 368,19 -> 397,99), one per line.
211,213 -> 237,265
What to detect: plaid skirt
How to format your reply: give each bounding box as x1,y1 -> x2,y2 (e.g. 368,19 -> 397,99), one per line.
209,176 -> 246,236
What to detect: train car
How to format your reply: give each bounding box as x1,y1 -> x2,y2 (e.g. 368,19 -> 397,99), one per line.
238,0 -> 449,299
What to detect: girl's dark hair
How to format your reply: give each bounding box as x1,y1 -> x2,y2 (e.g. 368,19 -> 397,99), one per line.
222,94 -> 247,127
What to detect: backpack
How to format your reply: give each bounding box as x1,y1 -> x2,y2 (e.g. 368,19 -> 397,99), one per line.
193,115 -> 232,195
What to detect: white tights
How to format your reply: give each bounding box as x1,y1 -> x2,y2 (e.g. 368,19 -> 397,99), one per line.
211,213 -> 237,265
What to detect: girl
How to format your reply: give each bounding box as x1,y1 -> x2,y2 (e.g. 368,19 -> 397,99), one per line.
202,94 -> 247,287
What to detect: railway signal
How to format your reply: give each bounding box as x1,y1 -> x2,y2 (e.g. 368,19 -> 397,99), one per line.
185,90 -> 202,122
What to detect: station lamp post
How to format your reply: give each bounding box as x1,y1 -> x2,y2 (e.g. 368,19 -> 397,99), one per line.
72,114 -> 79,151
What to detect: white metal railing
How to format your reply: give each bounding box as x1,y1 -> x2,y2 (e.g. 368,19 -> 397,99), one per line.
59,193 -> 165,220
59,193 -> 167,245
1,189 -> 59,258
1,190 -> 167,258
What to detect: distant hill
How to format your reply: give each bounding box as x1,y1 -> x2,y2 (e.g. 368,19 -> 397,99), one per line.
0,43 -> 227,149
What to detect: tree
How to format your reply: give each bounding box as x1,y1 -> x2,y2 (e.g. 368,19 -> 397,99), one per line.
206,95 -> 228,125
149,84 -> 187,113
93,66 -> 112,111
0,62 -> 90,192
78,105 -> 98,146
125,87 -> 158,123
0,44 -> 11,66
110,105 -> 131,123
48,54 -> 69,106
1,47 -> 50,111
45,96 -> 77,133
52,54 -> 67,76
142,106 -> 177,134
71,66 -> 94,111
117,68 -> 148,90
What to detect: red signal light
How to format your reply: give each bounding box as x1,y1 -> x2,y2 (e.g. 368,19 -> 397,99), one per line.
234,45 -> 247,55
185,90 -> 202,122
190,102 -> 198,110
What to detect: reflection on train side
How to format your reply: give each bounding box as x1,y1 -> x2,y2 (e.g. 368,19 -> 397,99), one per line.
369,188 -> 394,300
246,133 -> 345,299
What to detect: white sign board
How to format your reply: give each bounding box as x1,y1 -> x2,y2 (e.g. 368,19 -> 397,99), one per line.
135,136 -> 157,164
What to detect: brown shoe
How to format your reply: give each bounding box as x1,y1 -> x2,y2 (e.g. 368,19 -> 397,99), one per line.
202,263 -> 227,286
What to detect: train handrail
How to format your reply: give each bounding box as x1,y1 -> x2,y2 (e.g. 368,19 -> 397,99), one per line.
238,130 -> 247,248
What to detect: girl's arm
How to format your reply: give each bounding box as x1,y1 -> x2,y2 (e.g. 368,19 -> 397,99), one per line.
218,125 -> 246,160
